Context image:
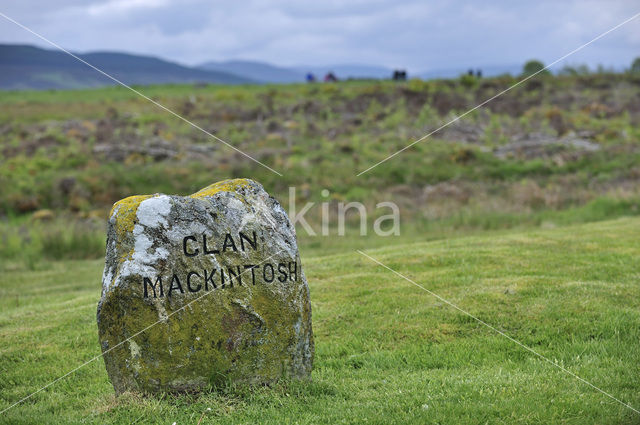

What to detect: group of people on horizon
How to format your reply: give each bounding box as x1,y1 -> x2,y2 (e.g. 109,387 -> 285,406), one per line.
306,72 -> 338,82
304,67 -> 491,82
305,69 -> 408,83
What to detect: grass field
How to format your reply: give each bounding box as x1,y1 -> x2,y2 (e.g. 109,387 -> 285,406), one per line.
1,72 -> 640,423
1,217 -> 639,424
3,74 -> 640,270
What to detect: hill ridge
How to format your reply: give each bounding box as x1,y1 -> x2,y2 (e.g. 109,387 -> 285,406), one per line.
0,44 -> 253,90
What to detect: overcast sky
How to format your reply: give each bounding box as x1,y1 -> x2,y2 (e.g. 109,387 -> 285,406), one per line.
0,0 -> 638,72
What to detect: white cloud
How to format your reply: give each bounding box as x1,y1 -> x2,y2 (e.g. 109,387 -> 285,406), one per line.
87,0 -> 169,17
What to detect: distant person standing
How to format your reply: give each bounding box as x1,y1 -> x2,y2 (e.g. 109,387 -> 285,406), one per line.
324,72 -> 338,82
392,70 -> 407,81
306,72 -> 316,82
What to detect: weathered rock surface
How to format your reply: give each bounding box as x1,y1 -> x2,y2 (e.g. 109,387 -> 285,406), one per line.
97,179 -> 313,394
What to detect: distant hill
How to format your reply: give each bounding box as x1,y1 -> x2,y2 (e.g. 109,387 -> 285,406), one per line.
0,43 -> 527,90
199,60 -> 305,84
0,44 -> 253,90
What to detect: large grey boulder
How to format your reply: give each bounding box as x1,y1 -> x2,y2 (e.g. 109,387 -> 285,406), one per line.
97,179 -> 313,394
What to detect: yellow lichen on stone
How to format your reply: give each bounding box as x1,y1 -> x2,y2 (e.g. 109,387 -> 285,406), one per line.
109,180 -> 252,234
108,179 -> 253,262
190,178 -> 252,199
110,194 -> 153,240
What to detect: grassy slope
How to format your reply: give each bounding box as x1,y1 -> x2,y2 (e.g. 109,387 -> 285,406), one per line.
2,76 -> 640,222
1,217 -> 639,424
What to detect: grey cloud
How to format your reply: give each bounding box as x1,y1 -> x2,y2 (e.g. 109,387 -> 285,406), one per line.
0,0 -> 638,71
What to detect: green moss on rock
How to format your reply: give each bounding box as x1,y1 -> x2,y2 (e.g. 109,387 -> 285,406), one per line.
97,179 -> 313,394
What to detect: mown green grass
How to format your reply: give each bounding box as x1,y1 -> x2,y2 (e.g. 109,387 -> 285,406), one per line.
1,217 -> 639,424
2,196 -> 639,271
